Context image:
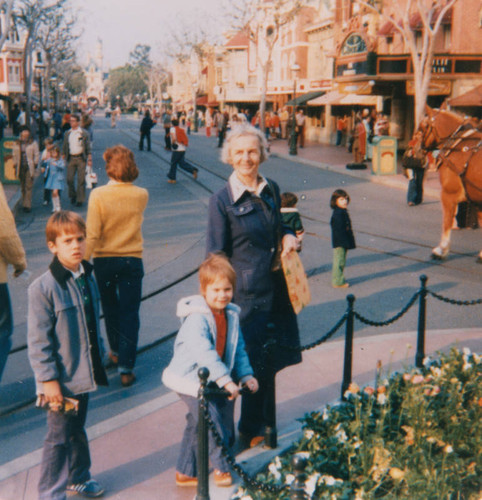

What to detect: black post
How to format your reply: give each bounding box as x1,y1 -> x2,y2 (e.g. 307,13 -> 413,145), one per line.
38,74 -> 44,150
289,454 -> 309,499
341,294 -> 355,400
197,367 -> 210,500
264,324 -> 277,448
415,275 -> 428,369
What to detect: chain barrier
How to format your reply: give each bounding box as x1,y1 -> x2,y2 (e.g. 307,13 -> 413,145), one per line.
200,396 -> 289,495
427,289 -> 482,306
276,313 -> 348,353
353,290 -> 420,327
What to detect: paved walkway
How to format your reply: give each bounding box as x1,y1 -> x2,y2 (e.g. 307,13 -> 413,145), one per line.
0,328 -> 480,500
2,130 -> 470,500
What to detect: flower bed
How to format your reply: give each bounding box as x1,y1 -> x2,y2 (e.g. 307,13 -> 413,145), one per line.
233,348 -> 481,499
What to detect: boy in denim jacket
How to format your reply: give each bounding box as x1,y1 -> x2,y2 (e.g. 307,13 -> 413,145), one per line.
162,253 -> 258,488
28,211 -> 107,499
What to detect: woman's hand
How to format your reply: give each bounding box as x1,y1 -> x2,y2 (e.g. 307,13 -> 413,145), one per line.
243,377 -> 259,394
281,234 -> 299,257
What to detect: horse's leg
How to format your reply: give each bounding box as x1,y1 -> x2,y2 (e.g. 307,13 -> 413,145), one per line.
432,167 -> 465,260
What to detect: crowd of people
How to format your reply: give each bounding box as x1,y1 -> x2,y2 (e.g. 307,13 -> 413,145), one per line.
1,101 -> 445,499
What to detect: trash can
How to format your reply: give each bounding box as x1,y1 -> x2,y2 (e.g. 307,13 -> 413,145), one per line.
0,137 -> 19,184
133,111 -> 139,120
371,136 -> 397,175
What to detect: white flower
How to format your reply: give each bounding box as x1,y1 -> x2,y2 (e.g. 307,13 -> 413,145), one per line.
463,347 -> 471,356
305,473 -> 320,496
335,424 -> 347,442
285,474 -> 295,485
268,462 -> 281,480
304,429 -> 315,439
320,474 -> 341,486
444,445 -> 453,454
463,363 -> 473,371
473,353 -> 480,364
377,393 -> 388,405
430,366 -> 442,377
423,356 -> 431,367
297,451 -> 310,459
274,456 -> 282,469
322,408 -> 329,421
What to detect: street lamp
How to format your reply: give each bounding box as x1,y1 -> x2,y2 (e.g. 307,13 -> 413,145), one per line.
192,82 -> 199,132
50,76 -> 58,112
222,78 -> 228,112
34,52 -> 46,150
289,62 -> 300,156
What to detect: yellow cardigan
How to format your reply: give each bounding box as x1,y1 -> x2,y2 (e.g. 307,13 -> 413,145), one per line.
85,182 -> 149,260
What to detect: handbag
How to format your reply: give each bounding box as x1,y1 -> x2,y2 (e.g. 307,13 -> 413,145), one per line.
281,251 -> 311,314
85,166 -> 97,189
402,151 -> 423,170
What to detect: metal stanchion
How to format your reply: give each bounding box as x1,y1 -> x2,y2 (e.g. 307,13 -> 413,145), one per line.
341,294 -> 355,400
289,454 -> 309,499
415,275 -> 428,368
197,367 -> 210,500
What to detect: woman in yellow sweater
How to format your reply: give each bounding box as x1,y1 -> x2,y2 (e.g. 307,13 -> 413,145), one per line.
85,145 -> 148,387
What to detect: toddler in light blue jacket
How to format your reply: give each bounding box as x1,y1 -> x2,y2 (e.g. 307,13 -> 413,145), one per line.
162,253 -> 258,488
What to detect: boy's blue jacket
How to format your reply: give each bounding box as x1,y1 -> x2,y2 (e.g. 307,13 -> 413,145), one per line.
162,295 -> 253,397
27,257 -> 105,397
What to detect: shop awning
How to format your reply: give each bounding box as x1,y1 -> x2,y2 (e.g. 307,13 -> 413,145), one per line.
308,91 -> 378,106
285,91 -> 324,106
449,84 -> 482,107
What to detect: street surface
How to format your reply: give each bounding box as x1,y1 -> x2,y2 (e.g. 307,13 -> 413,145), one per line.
0,112 -> 481,497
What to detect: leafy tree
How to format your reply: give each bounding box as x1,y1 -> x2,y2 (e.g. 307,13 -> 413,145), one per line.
129,43 -> 152,71
355,0 -> 459,129
106,64 -> 148,108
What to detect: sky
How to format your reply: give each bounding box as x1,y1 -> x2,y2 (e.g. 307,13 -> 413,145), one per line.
78,0 -> 228,69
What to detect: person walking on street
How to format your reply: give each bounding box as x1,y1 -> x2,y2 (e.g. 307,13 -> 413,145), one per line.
217,111 -> 229,148
295,108 -> 306,148
62,114 -> 92,207
44,145 -> 66,213
0,182 -> 27,383
13,126 -> 40,213
162,110 -> 172,150
280,107 -> 289,139
336,116 -> 347,146
139,110 -> 156,151
330,189 -> 356,288
85,145 -> 148,388
167,119 -> 198,184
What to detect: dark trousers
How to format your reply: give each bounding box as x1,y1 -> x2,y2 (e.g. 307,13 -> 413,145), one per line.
167,151 -> 197,180
139,131 -> 151,151
93,257 -> 144,373
164,127 -> 171,150
38,394 -> 90,500
66,156 -> 86,204
0,284 -> 13,382
177,393 -> 233,477
407,168 -> 425,205
336,130 -> 343,146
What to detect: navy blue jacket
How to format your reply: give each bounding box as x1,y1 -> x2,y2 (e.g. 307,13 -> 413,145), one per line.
207,178 -> 301,373
330,207 -> 356,249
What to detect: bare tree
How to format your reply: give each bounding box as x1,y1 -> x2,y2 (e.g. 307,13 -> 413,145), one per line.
355,0 -> 458,128
0,0 -> 15,52
36,3 -> 81,110
145,63 -> 169,111
16,0 -> 68,124
229,0 -> 301,131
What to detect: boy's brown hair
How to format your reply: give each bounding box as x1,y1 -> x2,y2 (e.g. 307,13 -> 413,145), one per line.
45,210 -> 86,243
199,253 -> 236,294
281,192 -> 298,208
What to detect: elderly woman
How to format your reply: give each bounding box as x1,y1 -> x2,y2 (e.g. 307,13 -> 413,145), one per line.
206,124 -> 301,447
85,145 -> 148,387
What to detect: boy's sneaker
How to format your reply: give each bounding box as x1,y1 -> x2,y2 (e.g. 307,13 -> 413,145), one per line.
67,479 -> 104,497
214,469 -> 232,487
175,471 -> 198,487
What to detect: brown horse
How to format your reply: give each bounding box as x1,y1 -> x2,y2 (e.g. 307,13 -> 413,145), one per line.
419,106 -> 482,262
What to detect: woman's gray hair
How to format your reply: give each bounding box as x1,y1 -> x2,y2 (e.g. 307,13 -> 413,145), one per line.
221,123 -> 269,164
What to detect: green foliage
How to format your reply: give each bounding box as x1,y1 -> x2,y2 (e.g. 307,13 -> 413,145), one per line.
233,348 -> 482,499
105,64 -> 148,103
